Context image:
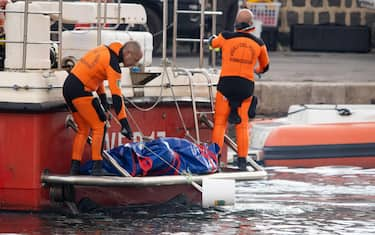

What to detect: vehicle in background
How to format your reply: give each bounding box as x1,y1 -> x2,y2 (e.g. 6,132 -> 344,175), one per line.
50,0 -> 204,55
122,0 -> 202,53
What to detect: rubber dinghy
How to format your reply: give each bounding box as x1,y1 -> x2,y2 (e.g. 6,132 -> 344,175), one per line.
250,104 -> 375,168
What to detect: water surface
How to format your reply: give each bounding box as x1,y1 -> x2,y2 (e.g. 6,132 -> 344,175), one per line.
1,166 -> 375,234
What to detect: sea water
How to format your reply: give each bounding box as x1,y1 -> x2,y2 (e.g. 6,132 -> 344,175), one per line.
1,166 -> 375,234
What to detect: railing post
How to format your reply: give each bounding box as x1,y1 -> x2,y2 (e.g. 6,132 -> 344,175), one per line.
162,0 -> 168,66
199,0 -> 205,68
172,0 -> 178,66
57,0 -> 63,69
97,0 -> 102,46
21,0 -> 30,71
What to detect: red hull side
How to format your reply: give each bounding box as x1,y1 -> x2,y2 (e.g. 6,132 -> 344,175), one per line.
0,104 -> 215,211
75,185 -> 202,206
0,112 -> 73,210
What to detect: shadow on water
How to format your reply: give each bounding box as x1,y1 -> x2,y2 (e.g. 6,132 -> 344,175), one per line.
1,166 -> 375,234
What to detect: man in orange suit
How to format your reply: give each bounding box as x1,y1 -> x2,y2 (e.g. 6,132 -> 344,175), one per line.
209,9 -> 269,171
63,41 -> 143,175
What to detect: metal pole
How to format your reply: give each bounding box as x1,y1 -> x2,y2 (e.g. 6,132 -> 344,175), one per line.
103,0 -> 108,26
57,0 -> 63,69
199,0 -> 205,68
22,0 -> 30,71
162,0 -> 168,66
211,0 -> 217,67
172,0 -> 178,66
97,0 -> 102,46
116,0 -> 121,26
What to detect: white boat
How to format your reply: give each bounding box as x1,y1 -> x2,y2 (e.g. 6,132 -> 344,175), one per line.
249,104 -> 375,168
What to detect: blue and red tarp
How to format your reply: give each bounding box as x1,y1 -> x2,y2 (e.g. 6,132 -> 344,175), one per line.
81,137 -> 219,176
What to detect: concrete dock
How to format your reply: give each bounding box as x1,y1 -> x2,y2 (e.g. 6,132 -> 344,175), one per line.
153,51 -> 375,115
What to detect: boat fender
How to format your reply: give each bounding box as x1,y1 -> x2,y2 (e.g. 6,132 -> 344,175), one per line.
92,98 -> 107,122
337,108 -> 352,116
248,96 -> 258,119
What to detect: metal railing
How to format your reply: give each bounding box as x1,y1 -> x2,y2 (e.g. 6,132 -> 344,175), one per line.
0,0 -> 63,71
0,0 -> 126,71
171,0 -> 221,68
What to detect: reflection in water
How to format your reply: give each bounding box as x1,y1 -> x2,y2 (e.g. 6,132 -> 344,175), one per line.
1,166 -> 375,234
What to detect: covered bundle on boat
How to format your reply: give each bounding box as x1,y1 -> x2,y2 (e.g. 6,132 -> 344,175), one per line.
81,137 -> 219,176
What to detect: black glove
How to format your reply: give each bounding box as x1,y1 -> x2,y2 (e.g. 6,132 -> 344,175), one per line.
99,93 -> 110,112
254,69 -> 262,79
119,118 -> 133,140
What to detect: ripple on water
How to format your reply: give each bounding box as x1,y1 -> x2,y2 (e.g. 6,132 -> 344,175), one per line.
1,167 -> 375,234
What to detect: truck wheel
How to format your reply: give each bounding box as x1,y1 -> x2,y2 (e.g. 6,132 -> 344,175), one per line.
145,8 -> 162,54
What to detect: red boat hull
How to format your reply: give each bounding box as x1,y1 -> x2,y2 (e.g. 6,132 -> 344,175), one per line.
0,102 -> 215,211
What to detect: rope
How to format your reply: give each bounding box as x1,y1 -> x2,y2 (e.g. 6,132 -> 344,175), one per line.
109,104 -> 201,188
139,140 -> 202,192
164,69 -> 195,142
287,104 -> 352,116
124,69 -> 167,112
124,66 -> 194,143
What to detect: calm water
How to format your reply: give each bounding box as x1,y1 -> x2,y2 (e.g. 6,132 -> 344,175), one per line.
1,166 -> 375,234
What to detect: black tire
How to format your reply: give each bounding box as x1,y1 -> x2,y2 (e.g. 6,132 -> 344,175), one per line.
145,8 -> 162,54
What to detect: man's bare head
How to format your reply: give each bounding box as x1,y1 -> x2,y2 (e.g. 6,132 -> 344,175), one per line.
121,41 -> 143,67
235,9 -> 254,25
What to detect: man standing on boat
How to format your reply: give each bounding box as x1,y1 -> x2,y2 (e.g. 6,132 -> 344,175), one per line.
209,9 -> 269,171
63,41 -> 143,175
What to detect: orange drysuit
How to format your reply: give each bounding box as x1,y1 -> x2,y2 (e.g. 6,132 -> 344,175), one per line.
63,42 -> 127,161
210,30 -> 269,158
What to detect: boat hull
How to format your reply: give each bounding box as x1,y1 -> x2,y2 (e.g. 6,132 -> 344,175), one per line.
251,120 -> 375,168
0,100 -> 230,211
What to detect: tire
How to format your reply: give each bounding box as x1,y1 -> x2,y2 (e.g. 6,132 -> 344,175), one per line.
145,8 -> 162,54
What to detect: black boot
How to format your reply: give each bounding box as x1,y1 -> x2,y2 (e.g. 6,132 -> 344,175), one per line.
70,160 -> 81,175
237,157 -> 248,171
92,160 -> 115,176
216,154 -> 222,173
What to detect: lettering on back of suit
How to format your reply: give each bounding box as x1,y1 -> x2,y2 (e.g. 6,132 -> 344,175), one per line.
229,42 -> 255,65
80,49 -> 100,69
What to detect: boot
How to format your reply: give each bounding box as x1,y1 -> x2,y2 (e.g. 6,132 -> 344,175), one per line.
228,110 -> 241,124
237,157 -> 248,171
216,154 -> 222,173
92,160 -> 115,176
70,160 -> 81,175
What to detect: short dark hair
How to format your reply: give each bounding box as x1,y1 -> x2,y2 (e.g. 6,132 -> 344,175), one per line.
124,41 -> 141,53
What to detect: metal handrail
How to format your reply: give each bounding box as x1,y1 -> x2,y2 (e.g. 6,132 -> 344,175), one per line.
176,38 -> 209,42
0,0 -> 64,71
21,0 -> 30,71
1,40 -> 60,44
0,10 -> 61,14
172,0 -> 221,68
173,67 -> 216,144
176,10 -> 221,15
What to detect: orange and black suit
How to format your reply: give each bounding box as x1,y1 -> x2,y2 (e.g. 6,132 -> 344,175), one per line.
210,31 -> 269,158
63,42 -> 127,162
